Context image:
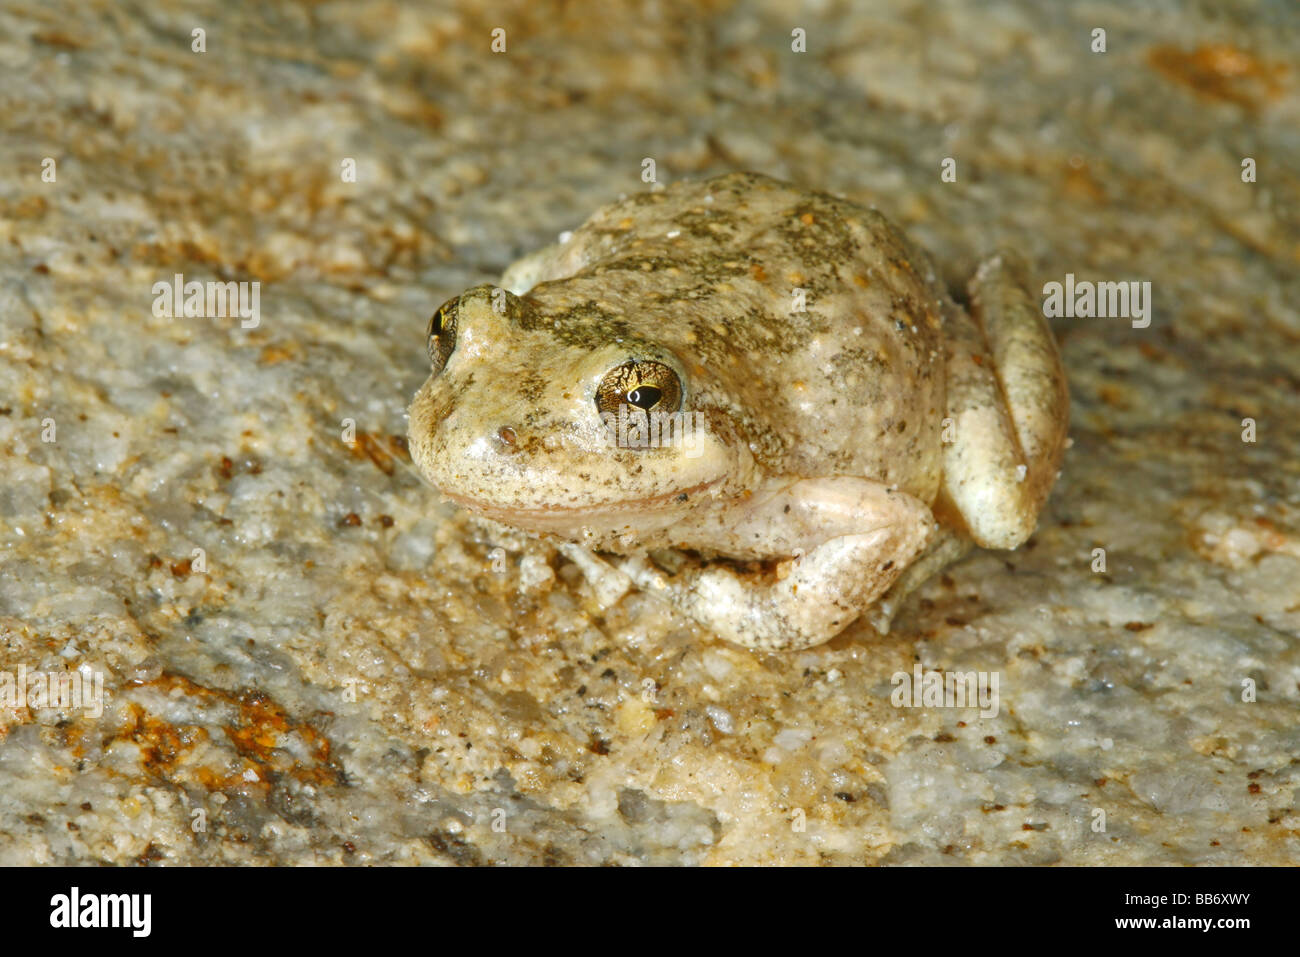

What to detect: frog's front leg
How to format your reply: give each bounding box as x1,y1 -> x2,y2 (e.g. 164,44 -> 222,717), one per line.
618,478 -> 934,651
940,252 -> 1070,550
864,527 -> 972,633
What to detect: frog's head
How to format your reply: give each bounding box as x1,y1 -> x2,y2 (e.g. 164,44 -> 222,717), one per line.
407,284 -> 748,541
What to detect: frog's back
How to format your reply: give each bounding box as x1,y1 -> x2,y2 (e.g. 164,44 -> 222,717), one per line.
518,172 -> 949,500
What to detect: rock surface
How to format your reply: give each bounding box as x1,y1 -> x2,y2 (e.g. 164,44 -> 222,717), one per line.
1,0 -> 1297,864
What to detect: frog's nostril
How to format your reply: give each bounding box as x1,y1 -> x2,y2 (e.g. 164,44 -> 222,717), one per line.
496,426 -> 519,451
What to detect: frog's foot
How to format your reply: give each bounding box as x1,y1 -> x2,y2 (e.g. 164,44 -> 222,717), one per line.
940,251 -> 1070,550
617,478 -> 935,651
863,528 -> 972,633
556,542 -> 634,611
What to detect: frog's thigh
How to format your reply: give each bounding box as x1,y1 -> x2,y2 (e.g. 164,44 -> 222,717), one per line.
941,251 -> 1069,550
623,478 -> 934,651
501,233 -> 598,294
500,244 -> 565,294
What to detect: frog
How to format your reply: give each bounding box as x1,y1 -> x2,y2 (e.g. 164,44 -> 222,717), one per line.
407,172 -> 1069,651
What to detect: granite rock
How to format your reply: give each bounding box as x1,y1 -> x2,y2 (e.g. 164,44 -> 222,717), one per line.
1,0 -> 1297,864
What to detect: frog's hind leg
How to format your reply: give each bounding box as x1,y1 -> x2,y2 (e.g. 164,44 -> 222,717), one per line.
501,222 -> 616,293
500,241 -> 572,294
940,252 -> 1069,550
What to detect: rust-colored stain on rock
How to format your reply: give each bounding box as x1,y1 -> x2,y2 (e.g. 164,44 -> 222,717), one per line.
1147,44 -> 1287,110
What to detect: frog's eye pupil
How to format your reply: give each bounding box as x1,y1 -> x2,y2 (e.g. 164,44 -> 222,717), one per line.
595,359 -> 683,427
427,297 -> 459,374
627,386 -> 661,410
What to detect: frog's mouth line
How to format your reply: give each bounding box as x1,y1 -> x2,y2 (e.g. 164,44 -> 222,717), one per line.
442,477 -> 724,522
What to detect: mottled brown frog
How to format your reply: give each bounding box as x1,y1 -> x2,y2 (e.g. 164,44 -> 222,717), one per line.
408,172 -> 1069,650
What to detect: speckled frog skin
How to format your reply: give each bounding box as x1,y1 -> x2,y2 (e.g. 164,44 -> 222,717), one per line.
408,172 -> 1069,650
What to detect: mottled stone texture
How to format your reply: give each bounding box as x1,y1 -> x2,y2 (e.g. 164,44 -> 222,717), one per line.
1,1 -> 1297,864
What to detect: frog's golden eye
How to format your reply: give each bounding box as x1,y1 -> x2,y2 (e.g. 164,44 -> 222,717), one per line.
595,360 -> 682,416
426,296 -> 459,374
